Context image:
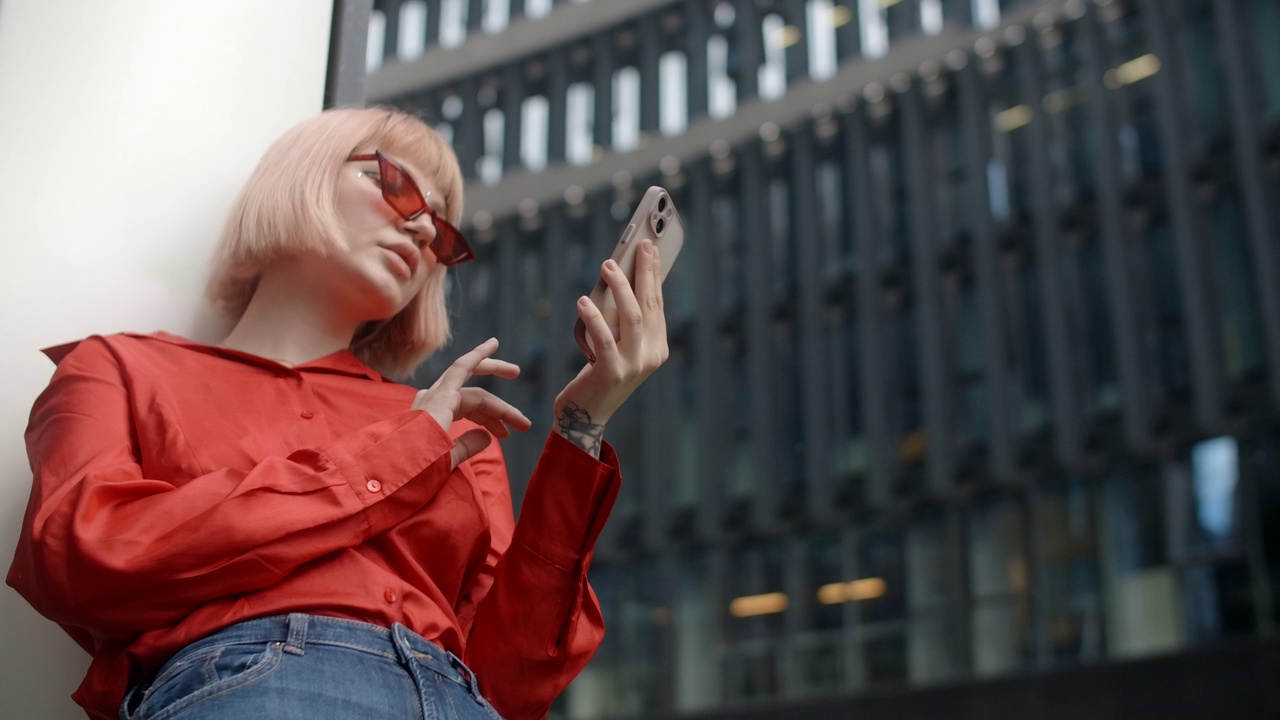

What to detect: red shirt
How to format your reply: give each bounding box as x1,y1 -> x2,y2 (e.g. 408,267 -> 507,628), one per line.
7,332 -> 621,720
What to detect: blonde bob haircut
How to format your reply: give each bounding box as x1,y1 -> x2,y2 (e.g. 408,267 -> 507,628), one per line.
206,106 -> 464,380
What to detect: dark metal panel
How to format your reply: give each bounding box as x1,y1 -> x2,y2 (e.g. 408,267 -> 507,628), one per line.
1078,6 -> 1152,453
833,0 -> 863,63
422,0 -> 441,48
546,48 -> 569,165
846,106 -> 895,509
732,0 -> 763,102
639,14 -> 663,135
955,60 -> 1015,481
739,141 -> 776,530
683,0 -> 710,120
900,84 -> 954,497
501,63 -> 525,171
780,0 -> 811,83
1136,0 -> 1226,434
592,31 -> 616,151
789,126 -> 836,523
1211,0 -> 1280,410
380,0 -> 403,61
453,78 -> 483,180
326,0 -> 373,108
1012,38 -> 1082,468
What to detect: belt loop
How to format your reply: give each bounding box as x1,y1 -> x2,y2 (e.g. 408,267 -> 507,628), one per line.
284,613 -> 309,656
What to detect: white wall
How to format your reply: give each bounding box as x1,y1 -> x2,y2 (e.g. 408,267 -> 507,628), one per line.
0,1 -> 334,716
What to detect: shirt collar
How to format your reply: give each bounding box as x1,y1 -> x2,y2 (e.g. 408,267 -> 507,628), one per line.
43,332 -> 386,382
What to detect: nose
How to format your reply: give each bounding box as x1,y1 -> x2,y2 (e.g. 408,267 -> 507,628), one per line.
397,212 -> 437,250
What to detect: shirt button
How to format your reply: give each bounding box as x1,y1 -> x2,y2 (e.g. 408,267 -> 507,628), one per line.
300,410 -> 315,419
385,588 -> 397,603
366,479 -> 382,493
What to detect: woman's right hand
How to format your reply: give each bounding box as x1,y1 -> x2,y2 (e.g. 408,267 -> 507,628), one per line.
410,338 -> 532,469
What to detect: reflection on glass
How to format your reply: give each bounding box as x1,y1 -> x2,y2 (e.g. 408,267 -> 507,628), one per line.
1192,437 -> 1239,542
968,497 -> 1031,676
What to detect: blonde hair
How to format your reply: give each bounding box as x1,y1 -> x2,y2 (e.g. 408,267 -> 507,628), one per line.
207,107 -> 464,380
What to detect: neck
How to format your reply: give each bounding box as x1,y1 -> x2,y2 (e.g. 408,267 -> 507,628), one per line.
219,267 -> 362,367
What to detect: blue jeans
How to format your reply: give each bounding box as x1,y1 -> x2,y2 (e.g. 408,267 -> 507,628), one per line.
120,614 -> 505,720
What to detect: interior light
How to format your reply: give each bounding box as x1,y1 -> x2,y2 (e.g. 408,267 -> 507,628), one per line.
730,592 -> 789,617
1114,53 -> 1161,86
831,6 -> 853,28
995,104 -> 1034,132
816,578 -> 888,604
778,25 -> 803,49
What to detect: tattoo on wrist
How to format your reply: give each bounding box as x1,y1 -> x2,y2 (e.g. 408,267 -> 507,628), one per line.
556,403 -> 605,458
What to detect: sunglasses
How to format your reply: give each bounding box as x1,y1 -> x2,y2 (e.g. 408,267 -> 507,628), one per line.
345,150 -> 473,266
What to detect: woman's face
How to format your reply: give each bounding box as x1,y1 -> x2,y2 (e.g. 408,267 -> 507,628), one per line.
310,149 -> 443,322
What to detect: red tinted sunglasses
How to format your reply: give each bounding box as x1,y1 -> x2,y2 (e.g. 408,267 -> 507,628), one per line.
346,151 -> 474,266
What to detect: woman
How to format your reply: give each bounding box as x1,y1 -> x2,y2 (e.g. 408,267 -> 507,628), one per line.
7,107 -> 668,720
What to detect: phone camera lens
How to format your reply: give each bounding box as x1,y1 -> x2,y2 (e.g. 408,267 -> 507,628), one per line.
655,218 -> 665,234
658,196 -> 668,212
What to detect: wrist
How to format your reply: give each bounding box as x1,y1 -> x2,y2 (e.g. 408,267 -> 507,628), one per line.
552,400 -> 607,458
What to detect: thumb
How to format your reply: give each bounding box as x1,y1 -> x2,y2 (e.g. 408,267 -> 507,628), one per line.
450,428 -> 493,470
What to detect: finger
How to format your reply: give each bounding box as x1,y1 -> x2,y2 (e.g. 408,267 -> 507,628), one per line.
632,239 -> 657,321
576,295 -> 621,367
433,338 -> 500,392
450,428 -> 493,470
602,258 -> 644,348
471,358 -> 521,380
645,243 -> 668,342
457,388 -> 533,432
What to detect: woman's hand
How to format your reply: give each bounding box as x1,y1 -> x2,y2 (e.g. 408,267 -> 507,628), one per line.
555,239 -> 670,456
411,338 -> 532,469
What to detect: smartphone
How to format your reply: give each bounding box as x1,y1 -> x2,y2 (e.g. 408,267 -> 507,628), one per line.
574,185 -> 685,362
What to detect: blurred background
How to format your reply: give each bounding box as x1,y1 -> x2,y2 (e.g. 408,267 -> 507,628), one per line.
340,0 -> 1275,717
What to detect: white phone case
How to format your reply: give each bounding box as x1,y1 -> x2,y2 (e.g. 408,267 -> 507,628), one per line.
574,186 -> 685,362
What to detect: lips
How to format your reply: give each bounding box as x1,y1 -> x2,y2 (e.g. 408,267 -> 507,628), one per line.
379,242 -> 420,278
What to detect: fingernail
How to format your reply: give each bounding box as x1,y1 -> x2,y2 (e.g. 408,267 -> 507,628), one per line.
578,296 -> 590,307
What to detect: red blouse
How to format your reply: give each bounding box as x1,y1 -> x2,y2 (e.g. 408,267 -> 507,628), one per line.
7,332 -> 621,720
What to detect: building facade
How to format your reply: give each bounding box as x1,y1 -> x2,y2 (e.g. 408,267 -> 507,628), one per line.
351,0 -> 1280,716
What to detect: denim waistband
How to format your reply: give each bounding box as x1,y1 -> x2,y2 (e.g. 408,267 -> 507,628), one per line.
166,614 -> 483,694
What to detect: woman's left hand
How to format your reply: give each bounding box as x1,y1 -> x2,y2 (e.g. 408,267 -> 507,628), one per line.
553,239 -> 669,456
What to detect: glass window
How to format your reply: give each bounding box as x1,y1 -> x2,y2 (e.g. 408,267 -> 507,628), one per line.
1139,218 -> 1191,400
815,158 -> 850,273
1181,0 -> 1231,144
1251,0 -> 1280,119
724,544 -> 787,700
712,186 -> 744,309
830,305 -> 867,481
773,322 -> 805,498
728,339 -> 756,500
968,496 -> 1032,676
795,532 -> 846,695
1075,238 -> 1120,412
867,107 -> 911,262
519,94 -> 549,171
948,279 -> 988,447
885,294 -> 924,447
906,513 -> 962,683
1209,190 -> 1266,383
673,555 -> 719,711
857,527 -> 907,686
1034,479 -> 1104,665
767,175 -> 795,297
1003,250 -> 1050,433
1242,424 -> 1280,628
1099,467 -> 1185,658
674,350 -> 701,510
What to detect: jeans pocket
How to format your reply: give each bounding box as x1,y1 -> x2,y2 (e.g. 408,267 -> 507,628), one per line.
133,640 -> 284,720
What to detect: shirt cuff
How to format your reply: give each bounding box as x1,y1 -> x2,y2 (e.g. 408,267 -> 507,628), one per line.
510,431 -> 622,571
